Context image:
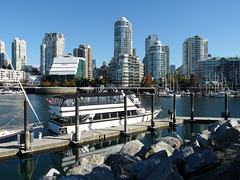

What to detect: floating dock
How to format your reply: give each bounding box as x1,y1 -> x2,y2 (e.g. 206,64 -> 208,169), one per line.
0,118 -> 182,161
0,116 -> 238,161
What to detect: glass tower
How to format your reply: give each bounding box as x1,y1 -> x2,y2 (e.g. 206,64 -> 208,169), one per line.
114,17 -> 132,57
182,35 -> 208,77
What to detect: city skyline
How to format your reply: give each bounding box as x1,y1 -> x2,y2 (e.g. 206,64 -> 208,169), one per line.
1,0 -> 240,69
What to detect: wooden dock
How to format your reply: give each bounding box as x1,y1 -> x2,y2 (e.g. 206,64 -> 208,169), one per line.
0,118 -> 182,161
0,116 -> 238,161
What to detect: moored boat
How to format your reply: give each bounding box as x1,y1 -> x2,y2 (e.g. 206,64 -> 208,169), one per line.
48,91 -> 161,134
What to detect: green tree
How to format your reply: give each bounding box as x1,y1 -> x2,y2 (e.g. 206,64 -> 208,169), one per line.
7,64 -> 12,70
62,79 -> 70,87
69,80 -> 76,87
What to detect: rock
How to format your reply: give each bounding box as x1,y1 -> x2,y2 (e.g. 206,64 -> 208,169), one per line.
147,150 -> 168,159
184,147 -> 219,177
145,141 -> 175,158
131,156 -> 183,180
154,132 -> 183,149
105,154 -> 121,166
211,126 -> 240,150
110,155 -> 140,179
37,168 -> 60,180
46,168 -> 60,177
131,154 -> 167,179
188,139 -> 201,151
58,175 -> 86,180
86,154 -> 104,165
73,157 -> 89,167
66,163 -> 93,176
192,130 -> 211,148
208,120 -> 226,134
145,160 -> 184,180
119,140 -> 145,157
86,164 -> 114,180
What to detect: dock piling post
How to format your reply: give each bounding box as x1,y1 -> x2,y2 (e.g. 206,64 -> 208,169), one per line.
225,93 -> 228,120
75,97 -> 80,142
120,95 -> 128,137
173,93 -> 176,124
24,99 -> 30,151
190,92 -> 194,121
148,94 -> 156,131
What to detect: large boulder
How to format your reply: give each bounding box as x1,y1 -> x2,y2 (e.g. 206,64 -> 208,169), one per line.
86,164 -> 114,180
184,147 -> 219,177
131,156 -> 183,180
131,155 -> 167,180
110,155 -> 140,179
66,163 -> 93,176
211,125 -> 240,150
145,141 -> 175,158
119,140 -> 146,158
192,130 -> 211,148
38,168 -> 60,180
105,154 -> 121,166
154,132 -> 183,150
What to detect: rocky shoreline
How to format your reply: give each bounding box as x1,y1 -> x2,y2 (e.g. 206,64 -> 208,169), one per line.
39,119 -> 240,180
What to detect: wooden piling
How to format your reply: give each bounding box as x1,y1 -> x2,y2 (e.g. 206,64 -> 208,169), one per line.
190,92 -> 194,121
173,93 -> 176,124
225,93 -> 228,120
75,97 -> 80,142
24,99 -> 30,151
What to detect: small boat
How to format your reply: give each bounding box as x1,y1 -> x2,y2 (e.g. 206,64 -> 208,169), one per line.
48,91 -> 161,134
0,129 -> 23,143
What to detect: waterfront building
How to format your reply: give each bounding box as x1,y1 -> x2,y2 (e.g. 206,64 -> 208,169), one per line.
40,33 -> 65,76
114,17 -> 133,57
0,68 -> 25,85
92,59 -> 96,70
0,40 -> 5,66
109,17 -> 143,87
182,35 -> 208,77
73,44 -> 92,80
143,35 -> 169,83
170,65 -> 176,74
196,56 -> 240,85
93,65 -> 109,79
12,37 -> 28,71
49,55 -> 85,83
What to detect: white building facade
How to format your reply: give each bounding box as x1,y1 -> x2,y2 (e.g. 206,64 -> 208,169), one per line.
12,37 -> 28,71
109,17 -> 143,87
143,35 -> 169,83
182,35 -> 208,77
0,40 -> 5,66
0,69 -> 25,84
41,33 -> 65,76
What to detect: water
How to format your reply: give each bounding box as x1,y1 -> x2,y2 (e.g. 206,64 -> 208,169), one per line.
0,94 -> 240,179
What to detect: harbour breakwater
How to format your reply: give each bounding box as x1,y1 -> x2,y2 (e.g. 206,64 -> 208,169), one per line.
39,119 -> 240,180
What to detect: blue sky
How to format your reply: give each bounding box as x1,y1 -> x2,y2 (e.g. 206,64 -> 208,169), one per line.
1,0 -> 240,68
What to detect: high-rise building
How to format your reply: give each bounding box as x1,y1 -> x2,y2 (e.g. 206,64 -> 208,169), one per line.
92,59 -> 96,69
170,65 -> 176,74
143,35 -> 169,83
40,33 -> 65,76
73,44 -> 93,80
114,17 -> 132,57
163,46 -> 170,74
0,40 -> 5,66
12,37 -> 27,71
182,35 -> 208,77
109,17 -> 143,87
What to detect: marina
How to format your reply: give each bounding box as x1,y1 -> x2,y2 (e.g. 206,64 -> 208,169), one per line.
0,92 -> 240,179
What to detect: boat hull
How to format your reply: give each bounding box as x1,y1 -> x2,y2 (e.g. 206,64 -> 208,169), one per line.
49,110 -> 160,135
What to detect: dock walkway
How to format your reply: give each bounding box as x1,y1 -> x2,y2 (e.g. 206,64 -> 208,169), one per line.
0,118 -> 182,161
1,116 -> 238,161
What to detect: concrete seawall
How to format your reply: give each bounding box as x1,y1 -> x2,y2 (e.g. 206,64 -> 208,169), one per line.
25,87 -> 77,94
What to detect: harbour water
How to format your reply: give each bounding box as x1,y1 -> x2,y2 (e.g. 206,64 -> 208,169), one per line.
0,94 -> 240,179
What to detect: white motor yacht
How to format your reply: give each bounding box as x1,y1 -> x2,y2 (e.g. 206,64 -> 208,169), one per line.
48,91 -> 161,134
